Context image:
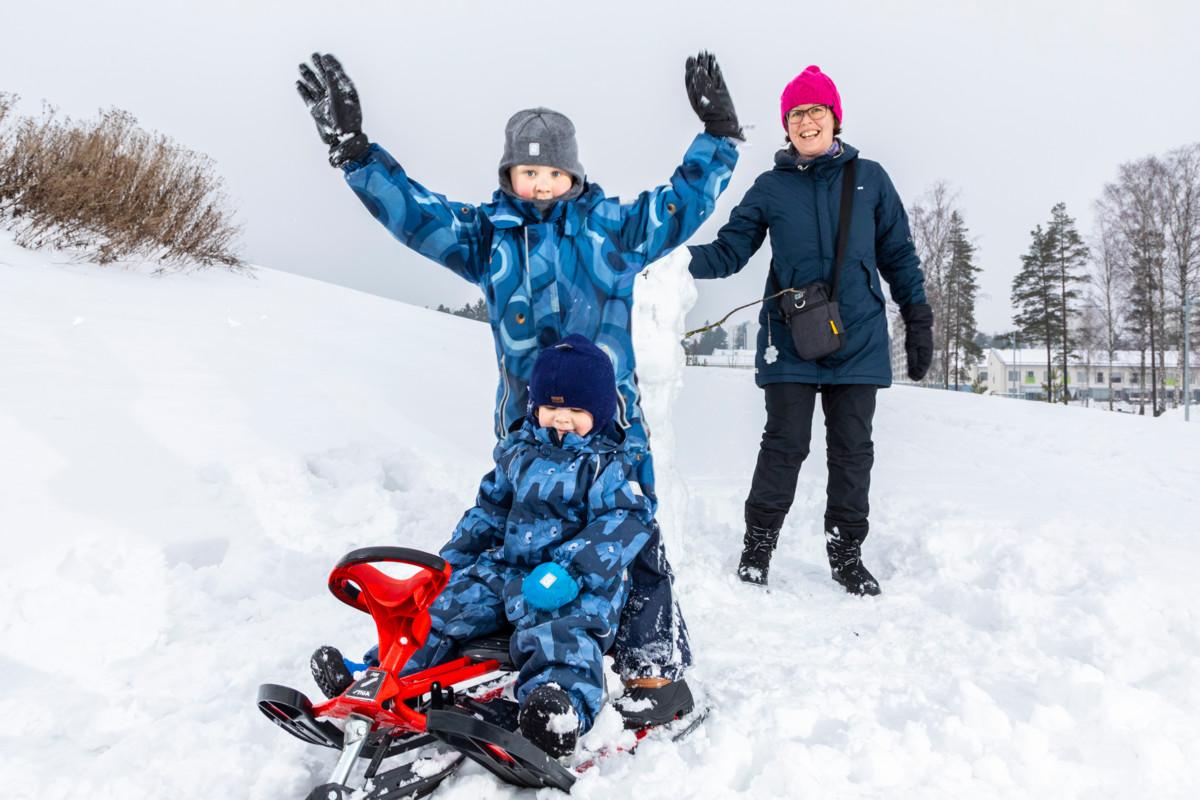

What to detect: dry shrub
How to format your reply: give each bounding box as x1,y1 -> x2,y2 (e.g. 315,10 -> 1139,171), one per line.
0,93 -> 244,269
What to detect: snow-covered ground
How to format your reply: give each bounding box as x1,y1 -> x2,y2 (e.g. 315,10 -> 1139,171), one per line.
3,232 -> 1199,799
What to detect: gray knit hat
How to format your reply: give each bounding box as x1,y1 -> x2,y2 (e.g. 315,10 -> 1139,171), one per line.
498,107 -> 586,188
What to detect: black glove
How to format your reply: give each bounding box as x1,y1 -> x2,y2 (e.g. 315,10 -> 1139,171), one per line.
901,303 -> 934,382
685,51 -> 743,141
296,52 -> 370,168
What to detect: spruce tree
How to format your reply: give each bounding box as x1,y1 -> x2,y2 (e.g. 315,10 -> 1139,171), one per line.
1124,224 -> 1166,415
1043,203 -> 1089,403
1012,225 -> 1061,402
689,323 -> 728,356
945,211 -> 982,388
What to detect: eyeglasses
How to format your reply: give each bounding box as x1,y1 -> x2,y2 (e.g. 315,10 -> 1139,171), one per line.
787,105 -> 830,124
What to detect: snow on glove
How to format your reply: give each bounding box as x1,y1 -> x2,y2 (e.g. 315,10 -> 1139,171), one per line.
522,562 -> 580,611
296,52 -> 370,168
901,303 -> 934,381
685,51 -> 744,141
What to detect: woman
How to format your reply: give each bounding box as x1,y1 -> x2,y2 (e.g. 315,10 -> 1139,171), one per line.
687,65 -> 932,594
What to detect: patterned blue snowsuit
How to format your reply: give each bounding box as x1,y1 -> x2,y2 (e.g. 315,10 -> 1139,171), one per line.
343,133 -> 738,678
403,419 -> 654,730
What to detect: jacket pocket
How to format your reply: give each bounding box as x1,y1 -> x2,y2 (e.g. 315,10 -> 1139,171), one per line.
833,259 -> 882,328
861,260 -> 887,309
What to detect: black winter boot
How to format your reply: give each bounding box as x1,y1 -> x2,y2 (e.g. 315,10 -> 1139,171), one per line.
615,678 -> 695,729
519,684 -> 580,759
737,524 -> 781,586
310,645 -> 355,699
825,526 -> 881,596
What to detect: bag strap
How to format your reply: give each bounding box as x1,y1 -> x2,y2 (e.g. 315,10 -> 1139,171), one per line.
767,155 -> 858,301
828,156 -> 858,303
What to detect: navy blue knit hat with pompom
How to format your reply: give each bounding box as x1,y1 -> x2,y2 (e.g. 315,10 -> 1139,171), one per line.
527,334 -> 617,433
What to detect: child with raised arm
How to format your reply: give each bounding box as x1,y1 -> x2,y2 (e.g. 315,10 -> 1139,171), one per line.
297,51 -> 742,722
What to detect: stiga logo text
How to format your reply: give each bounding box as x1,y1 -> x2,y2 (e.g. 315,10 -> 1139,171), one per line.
347,670 -> 384,700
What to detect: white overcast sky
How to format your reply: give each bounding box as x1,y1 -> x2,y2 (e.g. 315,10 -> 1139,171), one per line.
4,0 -> 1198,334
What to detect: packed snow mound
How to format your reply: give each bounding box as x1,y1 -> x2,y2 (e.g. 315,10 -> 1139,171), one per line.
2,231 -> 1198,799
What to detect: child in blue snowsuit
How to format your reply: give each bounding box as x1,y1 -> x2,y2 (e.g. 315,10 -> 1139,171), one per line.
400,335 -> 654,757
296,51 -> 743,717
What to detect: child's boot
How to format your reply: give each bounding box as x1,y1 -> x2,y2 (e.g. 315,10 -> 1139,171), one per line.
616,676 -> 695,729
518,684 -> 580,759
309,645 -> 368,699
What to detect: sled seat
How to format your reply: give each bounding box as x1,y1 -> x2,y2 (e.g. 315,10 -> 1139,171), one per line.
461,631 -> 516,670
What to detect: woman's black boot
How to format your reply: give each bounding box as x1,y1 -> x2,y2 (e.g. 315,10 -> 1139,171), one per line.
737,524 -> 780,586
825,525 -> 881,596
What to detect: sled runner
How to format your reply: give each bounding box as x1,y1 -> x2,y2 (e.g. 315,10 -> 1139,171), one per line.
256,546 -> 700,798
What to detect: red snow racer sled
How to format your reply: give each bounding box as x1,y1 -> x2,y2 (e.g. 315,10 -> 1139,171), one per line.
257,546 -> 578,798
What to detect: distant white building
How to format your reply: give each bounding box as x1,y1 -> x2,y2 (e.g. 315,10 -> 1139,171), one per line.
688,341 -> 1200,405
886,309 -> 983,390
986,348 -> 1200,402
691,348 -> 755,369
887,309 -> 985,390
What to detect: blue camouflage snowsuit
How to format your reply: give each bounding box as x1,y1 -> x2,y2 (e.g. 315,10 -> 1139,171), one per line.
403,419 -> 654,730
343,133 -> 738,678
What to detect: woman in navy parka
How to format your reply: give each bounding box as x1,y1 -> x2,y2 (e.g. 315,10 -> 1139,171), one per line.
687,66 -> 933,594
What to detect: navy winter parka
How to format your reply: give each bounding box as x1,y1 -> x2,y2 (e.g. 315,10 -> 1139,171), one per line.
406,418 -> 655,728
439,418 -> 654,595
688,142 -> 926,386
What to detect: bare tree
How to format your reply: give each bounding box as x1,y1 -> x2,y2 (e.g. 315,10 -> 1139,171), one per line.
734,320 -> 751,350
1089,211 -> 1125,410
908,181 -> 959,386
1101,157 -> 1168,415
1162,143 -> 1200,399
1074,301 -> 1105,407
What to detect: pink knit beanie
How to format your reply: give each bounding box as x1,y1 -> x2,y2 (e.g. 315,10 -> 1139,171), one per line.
779,65 -> 842,130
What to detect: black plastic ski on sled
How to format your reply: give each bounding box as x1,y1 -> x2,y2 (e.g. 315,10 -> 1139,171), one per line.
258,683 -> 343,749
302,755 -> 461,800
257,683 -> 437,758
426,708 -> 576,792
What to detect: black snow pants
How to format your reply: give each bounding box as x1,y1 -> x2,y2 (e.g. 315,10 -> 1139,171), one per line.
744,383 -> 878,544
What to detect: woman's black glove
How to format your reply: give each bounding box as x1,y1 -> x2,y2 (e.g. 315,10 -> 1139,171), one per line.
685,51 -> 744,141
901,303 -> 934,381
296,52 -> 370,168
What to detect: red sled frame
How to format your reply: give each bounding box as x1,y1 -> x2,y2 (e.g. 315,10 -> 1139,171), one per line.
312,546 -> 502,732
257,546 -> 576,796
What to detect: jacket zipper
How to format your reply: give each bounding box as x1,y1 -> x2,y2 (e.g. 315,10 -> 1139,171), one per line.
498,353 -> 510,437
522,227 -> 533,309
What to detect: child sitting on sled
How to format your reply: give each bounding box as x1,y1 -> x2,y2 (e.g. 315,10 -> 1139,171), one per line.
317,336 -> 669,758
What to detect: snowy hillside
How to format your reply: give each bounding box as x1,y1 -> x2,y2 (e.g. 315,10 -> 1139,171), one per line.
3,232 -> 1199,799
